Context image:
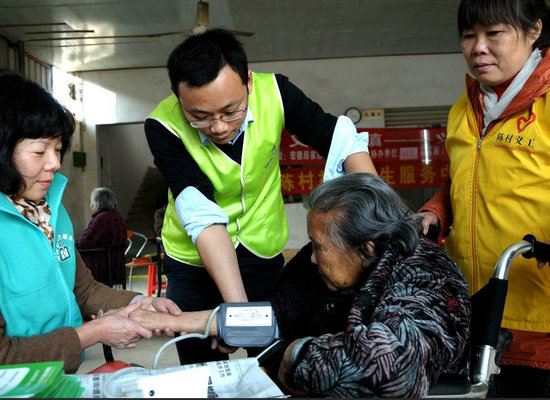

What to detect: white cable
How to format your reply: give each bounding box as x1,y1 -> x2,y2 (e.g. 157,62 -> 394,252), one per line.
102,366 -> 146,398
152,306 -> 220,369
101,306 -> 220,397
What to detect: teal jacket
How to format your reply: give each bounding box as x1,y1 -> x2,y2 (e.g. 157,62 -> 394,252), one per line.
0,173 -> 83,338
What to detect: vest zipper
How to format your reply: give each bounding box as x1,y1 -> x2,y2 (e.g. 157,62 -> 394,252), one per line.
470,132 -> 485,292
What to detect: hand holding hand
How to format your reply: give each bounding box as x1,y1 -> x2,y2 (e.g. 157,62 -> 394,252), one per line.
139,296 -> 181,315
94,302 -> 152,349
128,307 -> 172,331
135,297 -> 181,336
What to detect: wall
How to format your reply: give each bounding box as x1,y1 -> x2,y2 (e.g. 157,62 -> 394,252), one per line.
96,122 -> 153,220
75,53 -> 469,247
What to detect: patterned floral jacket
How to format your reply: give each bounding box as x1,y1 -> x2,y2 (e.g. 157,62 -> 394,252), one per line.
275,237 -> 471,398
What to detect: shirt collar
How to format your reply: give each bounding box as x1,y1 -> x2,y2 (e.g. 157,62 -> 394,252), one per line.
197,107 -> 254,146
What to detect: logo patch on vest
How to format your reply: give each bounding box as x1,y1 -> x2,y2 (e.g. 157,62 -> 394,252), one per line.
55,234 -> 73,262
264,142 -> 280,169
517,112 -> 536,133
493,114 -> 537,154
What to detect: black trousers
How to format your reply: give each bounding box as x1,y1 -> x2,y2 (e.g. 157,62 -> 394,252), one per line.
164,245 -> 284,365
487,364 -> 550,398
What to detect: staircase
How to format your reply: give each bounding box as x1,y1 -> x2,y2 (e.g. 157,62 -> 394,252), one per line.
125,166 -> 168,238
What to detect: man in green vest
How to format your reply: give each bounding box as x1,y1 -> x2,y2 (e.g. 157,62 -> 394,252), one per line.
145,28 -> 375,365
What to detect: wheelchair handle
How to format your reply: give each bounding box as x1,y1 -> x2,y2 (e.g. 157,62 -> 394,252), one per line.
493,240 -> 533,280
493,234 -> 550,281
522,234 -> 550,264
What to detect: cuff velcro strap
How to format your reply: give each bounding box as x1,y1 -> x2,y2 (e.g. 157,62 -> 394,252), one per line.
217,302 -> 280,347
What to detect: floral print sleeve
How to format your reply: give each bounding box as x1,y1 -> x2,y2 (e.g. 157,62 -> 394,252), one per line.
289,238 -> 471,398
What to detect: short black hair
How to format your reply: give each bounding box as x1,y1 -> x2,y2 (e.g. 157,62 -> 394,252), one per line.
0,69 -> 75,195
458,0 -> 550,49
167,28 -> 248,95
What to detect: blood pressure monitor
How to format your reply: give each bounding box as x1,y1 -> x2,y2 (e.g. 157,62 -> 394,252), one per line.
217,302 -> 280,347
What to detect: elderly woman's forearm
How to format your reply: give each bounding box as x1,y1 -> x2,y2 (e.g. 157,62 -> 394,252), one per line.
130,309 -> 218,336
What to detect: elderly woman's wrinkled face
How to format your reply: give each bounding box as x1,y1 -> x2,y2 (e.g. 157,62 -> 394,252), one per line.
308,210 -> 371,294
12,137 -> 61,201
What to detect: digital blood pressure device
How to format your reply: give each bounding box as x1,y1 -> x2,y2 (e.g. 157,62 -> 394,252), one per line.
217,302 -> 280,347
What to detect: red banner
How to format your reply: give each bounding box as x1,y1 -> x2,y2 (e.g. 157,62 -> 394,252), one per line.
280,163 -> 449,193
279,128 -> 449,195
279,131 -> 325,165
376,162 -> 449,189
365,127 -> 448,163
281,166 -> 325,195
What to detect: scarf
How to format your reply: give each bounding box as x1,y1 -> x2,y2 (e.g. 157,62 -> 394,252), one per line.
480,48 -> 542,137
8,194 -> 54,244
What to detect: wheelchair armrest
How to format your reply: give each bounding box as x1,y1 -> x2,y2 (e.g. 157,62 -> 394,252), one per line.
427,374 -> 471,396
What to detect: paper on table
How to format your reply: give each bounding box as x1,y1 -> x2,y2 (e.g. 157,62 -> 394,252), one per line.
134,366 -> 209,398
74,357 -> 285,398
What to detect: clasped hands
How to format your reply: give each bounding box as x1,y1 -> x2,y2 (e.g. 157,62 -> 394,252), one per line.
91,297 -> 181,349
127,308 -> 239,354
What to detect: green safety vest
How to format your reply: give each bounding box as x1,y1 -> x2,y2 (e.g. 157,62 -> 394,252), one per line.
148,72 -> 288,265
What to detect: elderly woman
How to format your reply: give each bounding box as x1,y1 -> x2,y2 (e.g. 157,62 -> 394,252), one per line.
78,187 -> 127,286
419,0 -> 550,396
0,70 -> 180,373
131,173 -> 471,397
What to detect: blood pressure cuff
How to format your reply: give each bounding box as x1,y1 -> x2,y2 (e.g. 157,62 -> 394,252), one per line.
217,302 -> 280,347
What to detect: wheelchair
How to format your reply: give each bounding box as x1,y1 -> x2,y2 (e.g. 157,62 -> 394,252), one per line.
257,234 -> 550,398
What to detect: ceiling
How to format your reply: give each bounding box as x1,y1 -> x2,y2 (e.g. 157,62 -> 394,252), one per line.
0,0 -> 463,72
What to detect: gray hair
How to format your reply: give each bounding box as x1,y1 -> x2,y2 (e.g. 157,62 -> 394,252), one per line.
307,173 -> 422,260
90,187 -> 118,211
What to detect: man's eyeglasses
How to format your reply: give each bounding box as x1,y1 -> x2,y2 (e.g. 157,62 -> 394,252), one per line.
187,105 -> 248,129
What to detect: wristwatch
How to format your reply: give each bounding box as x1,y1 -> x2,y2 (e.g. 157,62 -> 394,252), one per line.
344,107 -> 362,124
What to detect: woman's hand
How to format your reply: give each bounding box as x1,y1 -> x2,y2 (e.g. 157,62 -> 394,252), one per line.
536,245 -> 550,270
139,296 -> 181,315
128,308 -> 177,333
135,297 -> 181,337
277,339 -> 308,397
417,211 -> 440,236
77,302 -> 152,350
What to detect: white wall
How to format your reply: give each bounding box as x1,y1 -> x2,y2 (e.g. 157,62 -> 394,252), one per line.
79,53 -> 468,121
74,53 -> 469,246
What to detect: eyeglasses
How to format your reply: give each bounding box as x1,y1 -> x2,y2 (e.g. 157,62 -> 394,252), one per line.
186,104 -> 248,129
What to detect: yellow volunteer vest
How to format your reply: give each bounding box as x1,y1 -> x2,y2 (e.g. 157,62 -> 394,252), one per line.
149,72 -> 288,265
445,89 -> 550,332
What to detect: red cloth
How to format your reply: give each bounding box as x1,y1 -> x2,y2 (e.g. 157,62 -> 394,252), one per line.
78,210 -> 127,285
501,329 -> 550,370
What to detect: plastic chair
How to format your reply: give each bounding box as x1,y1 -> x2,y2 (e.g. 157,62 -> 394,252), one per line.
146,262 -> 166,297
125,230 -> 148,290
145,236 -> 166,297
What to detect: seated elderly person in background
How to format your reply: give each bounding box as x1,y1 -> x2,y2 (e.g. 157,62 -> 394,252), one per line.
130,173 -> 471,397
78,187 -> 127,286
0,69 -> 180,373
